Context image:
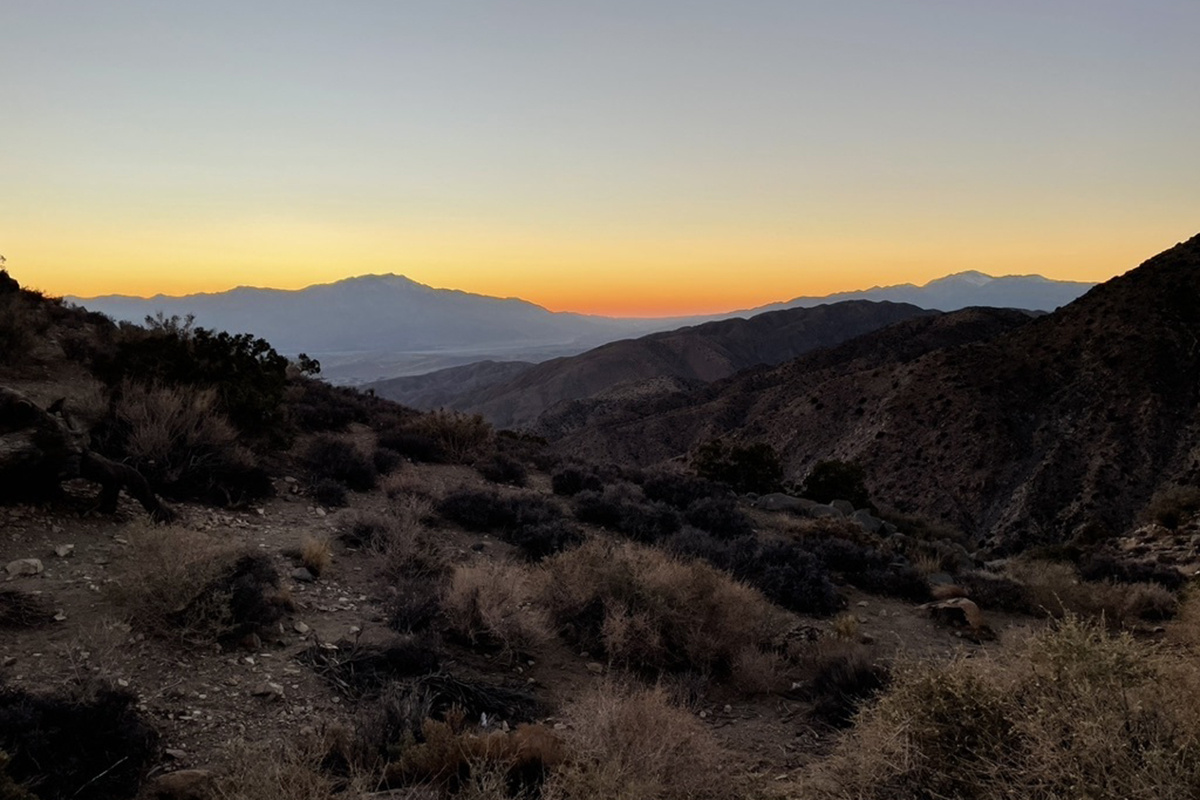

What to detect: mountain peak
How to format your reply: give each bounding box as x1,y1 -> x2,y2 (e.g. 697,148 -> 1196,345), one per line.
934,270 -> 995,287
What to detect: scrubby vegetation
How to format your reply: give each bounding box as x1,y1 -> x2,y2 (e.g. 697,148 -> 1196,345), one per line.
808,616 -> 1200,800
691,439 -> 783,494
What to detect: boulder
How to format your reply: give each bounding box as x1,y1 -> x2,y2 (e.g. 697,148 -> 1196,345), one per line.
753,493 -> 818,514
809,504 -> 845,519
830,499 -> 856,515
851,509 -> 884,533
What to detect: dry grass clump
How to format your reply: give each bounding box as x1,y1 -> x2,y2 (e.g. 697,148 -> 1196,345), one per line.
537,538 -> 787,682
443,562 -> 552,657
1145,484 -> 1200,529
413,409 -> 495,464
806,615 -> 1200,800
1006,560 -> 1178,625
337,503 -> 442,579
0,589 -> 52,630
299,535 -> 332,577
109,523 -> 288,644
212,735 -> 370,800
541,682 -> 738,800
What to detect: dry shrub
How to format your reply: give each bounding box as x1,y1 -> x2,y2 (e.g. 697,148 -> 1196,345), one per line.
1145,484 -> 1200,529
414,410 -> 494,464
803,641 -> 890,727
109,523 -> 288,644
381,470 -> 437,502
805,615 -> 1200,800
298,535 -> 331,578
386,712 -> 563,795
541,682 -> 737,800
212,735 -> 367,800
337,504 -> 443,580
443,562 -> 552,657
114,381 -> 262,499
0,590 -> 52,630
538,538 -> 787,682
1007,560 -> 1178,626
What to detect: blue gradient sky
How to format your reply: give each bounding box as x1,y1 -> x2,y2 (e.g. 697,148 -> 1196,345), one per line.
2,1 -> 1197,315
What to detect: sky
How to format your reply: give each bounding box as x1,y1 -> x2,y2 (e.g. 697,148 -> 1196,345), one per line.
2,1 -> 1198,317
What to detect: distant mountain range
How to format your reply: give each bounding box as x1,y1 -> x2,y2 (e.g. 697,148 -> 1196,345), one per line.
553,235 -> 1200,551
369,301 -> 941,428
71,270 -> 1095,384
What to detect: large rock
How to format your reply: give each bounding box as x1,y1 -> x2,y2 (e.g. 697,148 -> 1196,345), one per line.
753,493 -> 818,514
830,499 -> 856,515
143,769 -> 214,800
851,509 -> 884,533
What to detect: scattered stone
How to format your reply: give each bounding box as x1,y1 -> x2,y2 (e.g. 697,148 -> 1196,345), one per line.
53,544 -> 75,558
144,769 -> 213,800
291,567 -> 316,583
859,633 -> 876,645
251,682 -> 285,701
52,610 -> 67,622
585,662 -> 604,674
293,620 -> 310,634
830,499 -> 856,515
809,504 -> 845,519
753,493 -> 818,514
5,558 -> 44,577
851,509 -> 884,533
165,748 -> 188,760
2,656 -> 16,667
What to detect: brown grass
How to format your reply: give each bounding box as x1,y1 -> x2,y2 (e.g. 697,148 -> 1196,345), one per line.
541,682 -> 738,800
414,409 -> 495,464
443,561 -> 553,657
1006,560 -> 1178,626
537,538 -> 788,684
114,381 -> 251,484
338,504 -> 444,579
299,535 -> 332,577
804,615 -> 1200,800
108,522 -> 286,643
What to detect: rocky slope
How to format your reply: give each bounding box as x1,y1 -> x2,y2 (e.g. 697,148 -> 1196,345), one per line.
376,301 -> 936,429
557,234 -> 1200,551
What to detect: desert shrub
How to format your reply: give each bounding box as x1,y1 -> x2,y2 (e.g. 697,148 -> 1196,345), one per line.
0,590 -> 52,630
642,471 -> 726,508
506,520 -> 584,562
1145,484 -> 1200,529
387,576 -> 444,634
682,495 -> 753,539
538,539 -> 785,680
0,750 -> 35,800
803,536 -> 928,602
0,685 -> 158,800
298,635 -> 441,700
437,488 -> 566,554
573,484 -> 682,543
733,539 -> 844,615
807,616 -> 1200,800
213,737 -> 353,800
110,524 -> 289,644
303,434 -> 377,491
802,460 -> 871,508
956,570 -> 1032,614
97,324 -> 290,443
666,529 -> 842,615
385,714 -> 562,795
550,464 -> 606,497
109,381 -> 272,503
541,683 -> 736,800
0,292 -> 45,368
413,410 -> 494,464
300,535 -> 333,577
312,478 -> 349,508
443,562 -> 552,657
691,439 -> 783,495
475,453 -> 528,487
373,446 -> 404,476
806,645 -> 891,727
376,426 -> 447,463
338,505 -> 444,578
284,375 -> 402,434
1080,552 -> 1188,590
1006,560 -> 1179,626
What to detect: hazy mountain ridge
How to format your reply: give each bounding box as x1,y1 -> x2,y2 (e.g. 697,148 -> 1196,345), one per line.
371,300 -> 938,428
554,235 -> 1200,551
71,270 -> 1094,385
